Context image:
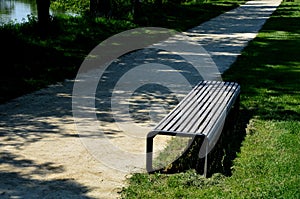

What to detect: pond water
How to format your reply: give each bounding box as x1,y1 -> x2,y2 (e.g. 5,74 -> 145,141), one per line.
0,0 -> 64,24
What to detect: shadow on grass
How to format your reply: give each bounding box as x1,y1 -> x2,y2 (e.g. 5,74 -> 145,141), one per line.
154,101 -> 252,177
220,0 -> 300,173
225,4 -> 300,176
151,1 -> 300,178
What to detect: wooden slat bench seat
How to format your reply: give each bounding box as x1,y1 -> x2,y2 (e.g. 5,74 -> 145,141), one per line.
146,80 -> 240,176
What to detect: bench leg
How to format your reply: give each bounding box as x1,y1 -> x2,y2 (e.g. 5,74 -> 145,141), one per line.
196,135 -> 209,177
234,94 -> 240,119
146,135 -> 154,172
203,137 -> 208,178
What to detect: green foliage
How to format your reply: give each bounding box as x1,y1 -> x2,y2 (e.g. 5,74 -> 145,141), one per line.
0,15 -> 136,102
0,0 -> 244,103
134,0 -> 245,30
121,1 -> 300,198
50,0 -> 89,14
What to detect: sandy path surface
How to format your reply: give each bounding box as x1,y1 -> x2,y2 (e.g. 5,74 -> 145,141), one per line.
0,1 -> 281,198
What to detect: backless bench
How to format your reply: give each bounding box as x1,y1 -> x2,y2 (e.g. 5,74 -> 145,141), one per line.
146,81 -> 240,176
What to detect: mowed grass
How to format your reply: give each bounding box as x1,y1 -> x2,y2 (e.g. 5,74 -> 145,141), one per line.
121,1 -> 300,198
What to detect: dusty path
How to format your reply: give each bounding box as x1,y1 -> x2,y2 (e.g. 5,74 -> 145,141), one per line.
0,1 -> 281,198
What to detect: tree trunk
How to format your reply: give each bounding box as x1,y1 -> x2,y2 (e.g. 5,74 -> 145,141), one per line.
90,0 -> 112,17
36,0 -> 50,26
132,0 -> 141,23
155,0 -> 162,7
90,0 -> 98,15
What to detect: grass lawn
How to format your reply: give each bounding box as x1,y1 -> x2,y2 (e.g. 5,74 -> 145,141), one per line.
121,1 -> 300,198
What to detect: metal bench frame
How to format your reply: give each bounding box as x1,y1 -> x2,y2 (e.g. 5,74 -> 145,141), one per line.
146,81 -> 240,176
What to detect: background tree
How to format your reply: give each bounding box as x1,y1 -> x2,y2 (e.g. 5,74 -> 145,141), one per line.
155,0 -> 162,7
90,0 -> 112,17
36,0 -> 50,26
132,0 -> 141,22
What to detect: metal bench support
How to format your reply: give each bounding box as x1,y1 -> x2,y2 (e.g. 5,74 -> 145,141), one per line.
146,81 -> 240,176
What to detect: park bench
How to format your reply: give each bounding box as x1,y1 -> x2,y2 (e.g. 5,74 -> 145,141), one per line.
146,80 -> 240,176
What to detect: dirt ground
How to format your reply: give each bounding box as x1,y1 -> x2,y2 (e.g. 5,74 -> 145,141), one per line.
0,79 -> 173,198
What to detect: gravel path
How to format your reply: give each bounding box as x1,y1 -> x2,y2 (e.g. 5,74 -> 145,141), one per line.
0,1 -> 281,198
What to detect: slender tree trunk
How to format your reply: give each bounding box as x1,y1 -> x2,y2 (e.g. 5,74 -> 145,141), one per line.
155,0 -> 162,7
90,0 -> 98,16
101,0 -> 112,17
132,0 -> 141,23
36,0 -> 50,26
90,0 -> 112,17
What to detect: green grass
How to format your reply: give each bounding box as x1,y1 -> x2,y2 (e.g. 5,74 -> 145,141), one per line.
121,1 -> 300,198
0,0 -> 245,103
